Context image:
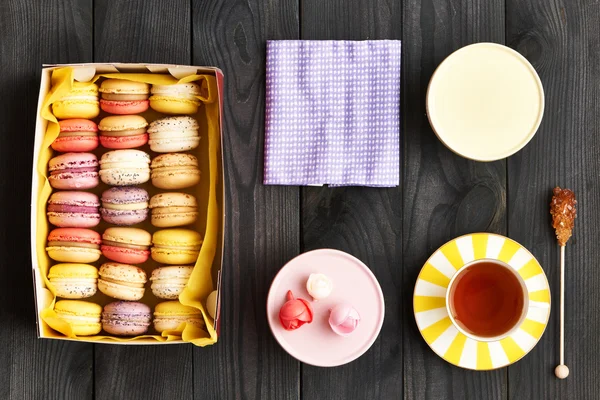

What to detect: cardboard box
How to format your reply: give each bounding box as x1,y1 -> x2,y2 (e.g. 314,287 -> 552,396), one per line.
30,63 -> 225,345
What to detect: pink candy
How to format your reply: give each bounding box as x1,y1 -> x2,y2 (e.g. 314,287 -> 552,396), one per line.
329,304 -> 361,336
279,290 -> 313,331
279,280 -> 360,336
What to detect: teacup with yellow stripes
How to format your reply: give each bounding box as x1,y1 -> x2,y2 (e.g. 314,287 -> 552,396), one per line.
413,233 -> 550,370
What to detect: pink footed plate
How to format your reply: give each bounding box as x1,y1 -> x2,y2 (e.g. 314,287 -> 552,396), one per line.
267,249 -> 385,367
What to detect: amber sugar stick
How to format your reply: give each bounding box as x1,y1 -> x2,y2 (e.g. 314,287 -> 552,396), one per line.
550,187 -> 577,379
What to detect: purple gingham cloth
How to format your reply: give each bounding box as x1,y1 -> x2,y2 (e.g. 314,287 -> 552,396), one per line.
264,40 -> 401,187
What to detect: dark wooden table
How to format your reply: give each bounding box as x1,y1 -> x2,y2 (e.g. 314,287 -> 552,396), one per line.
1,0 -> 598,399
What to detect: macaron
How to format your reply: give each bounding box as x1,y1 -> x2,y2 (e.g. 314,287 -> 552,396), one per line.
98,263 -> 147,301
101,227 -> 152,264
46,228 -> 102,263
150,82 -> 202,115
147,116 -> 201,153
153,301 -> 204,333
52,82 -> 100,120
48,152 -> 99,190
150,266 -> 194,299
149,192 -> 198,228
102,301 -> 152,336
47,191 -> 101,228
100,187 -> 149,226
151,153 -> 200,189
151,228 -> 203,265
52,119 -> 99,152
99,79 -> 150,114
206,290 -> 218,320
99,149 -> 151,186
47,263 -> 98,299
54,300 -> 102,336
99,115 -> 149,149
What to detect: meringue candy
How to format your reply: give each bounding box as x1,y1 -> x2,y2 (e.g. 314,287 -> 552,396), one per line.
279,290 -> 313,331
329,303 -> 360,336
306,273 -> 333,301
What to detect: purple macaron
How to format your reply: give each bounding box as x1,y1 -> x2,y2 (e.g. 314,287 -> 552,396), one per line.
101,301 -> 152,336
47,191 -> 101,228
100,187 -> 149,226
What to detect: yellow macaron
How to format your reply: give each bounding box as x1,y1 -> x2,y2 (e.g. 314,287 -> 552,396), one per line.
151,228 -> 203,265
48,263 -> 98,299
153,300 -> 204,333
54,300 -> 102,336
52,82 -> 100,119
149,82 -> 202,115
151,153 -> 201,189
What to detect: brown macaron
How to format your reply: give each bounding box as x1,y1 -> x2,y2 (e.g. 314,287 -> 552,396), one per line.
149,192 -> 198,228
150,153 -> 200,189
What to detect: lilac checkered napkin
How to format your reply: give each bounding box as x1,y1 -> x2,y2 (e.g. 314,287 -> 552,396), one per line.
264,40 -> 401,187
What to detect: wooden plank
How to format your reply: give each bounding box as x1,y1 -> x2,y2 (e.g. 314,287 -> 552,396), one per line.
191,0 -> 301,399
0,0 -> 94,399
301,0 -> 401,40
94,345 -> 193,398
506,1 -> 600,398
402,0 -> 507,399
94,0 -> 191,63
92,1 -> 193,399
299,1 -> 403,399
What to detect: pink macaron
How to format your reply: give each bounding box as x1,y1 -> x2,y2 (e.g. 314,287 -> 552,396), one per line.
99,79 -> 150,115
101,227 -> 151,264
46,228 -> 102,263
100,187 -> 149,226
98,116 -> 148,150
100,134 -> 149,149
48,153 -> 99,190
47,191 -> 101,228
52,119 -> 99,152
101,301 -> 152,335
101,246 -> 150,265
100,100 -> 149,115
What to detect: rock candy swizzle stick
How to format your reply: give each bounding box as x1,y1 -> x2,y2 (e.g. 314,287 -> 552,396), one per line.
550,187 -> 577,379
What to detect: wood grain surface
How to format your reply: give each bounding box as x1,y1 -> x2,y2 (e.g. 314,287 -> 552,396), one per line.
191,0 -> 301,399
94,0 -> 191,64
401,0 -> 507,399
506,0 -> 600,398
0,1 -> 94,399
0,0 -> 598,398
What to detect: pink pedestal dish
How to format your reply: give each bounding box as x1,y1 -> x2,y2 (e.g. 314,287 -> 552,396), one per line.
267,249 -> 384,367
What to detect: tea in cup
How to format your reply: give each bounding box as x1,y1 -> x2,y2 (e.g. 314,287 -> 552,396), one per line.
446,259 -> 528,341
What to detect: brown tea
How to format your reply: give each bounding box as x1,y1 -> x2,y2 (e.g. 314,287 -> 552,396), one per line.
448,261 -> 525,338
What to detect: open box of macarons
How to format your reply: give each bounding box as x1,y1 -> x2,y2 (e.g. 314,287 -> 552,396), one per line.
31,64 -> 224,346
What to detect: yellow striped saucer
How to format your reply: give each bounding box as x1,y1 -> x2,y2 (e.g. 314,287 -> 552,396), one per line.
413,233 -> 551,370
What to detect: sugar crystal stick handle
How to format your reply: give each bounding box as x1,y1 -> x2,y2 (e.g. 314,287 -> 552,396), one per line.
555,245 -> 569,379
550,187 -> 576,379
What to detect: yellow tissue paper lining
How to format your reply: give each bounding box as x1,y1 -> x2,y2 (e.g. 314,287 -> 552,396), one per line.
37,67 -> 221,345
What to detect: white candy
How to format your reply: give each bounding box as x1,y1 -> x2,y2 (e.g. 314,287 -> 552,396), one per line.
306,273 -> 333,301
